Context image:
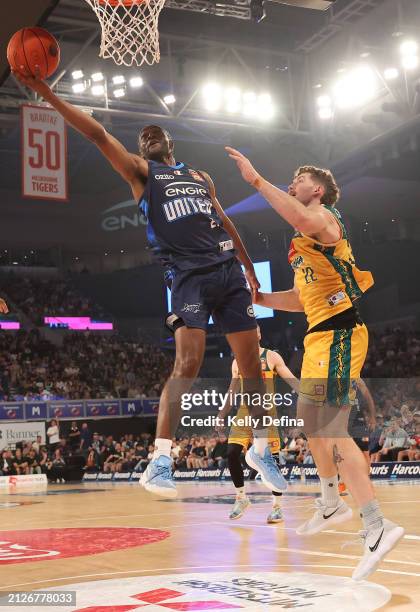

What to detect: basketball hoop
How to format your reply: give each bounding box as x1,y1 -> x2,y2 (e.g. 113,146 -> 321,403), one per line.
83,0 -> 166,66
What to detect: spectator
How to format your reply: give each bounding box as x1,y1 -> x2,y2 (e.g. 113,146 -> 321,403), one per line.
68,421 -> 81,451
79,422 -> 92,452
32,435 -> 43,454
13,448 -> 29,475
103,443 -> 124,473
397,423 -> 420,462
133,444 -> 149,472
38,447 -> 49,473
91,432 -> 103,454
187,438 -> 207,469
372,419 -> 410,462
85,449 -> 100,473
303,448 -> 314,465
47,419 -> 60,452
46,448 -> 67,483
211,434 -> 228,469
26,449 -> 41,474
1,449 -> 15,475
369,414 -> 384,457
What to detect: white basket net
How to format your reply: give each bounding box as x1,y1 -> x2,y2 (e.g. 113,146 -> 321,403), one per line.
83,0 -> 166,66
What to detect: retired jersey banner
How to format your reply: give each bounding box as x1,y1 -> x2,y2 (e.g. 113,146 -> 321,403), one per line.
21,104 -> 68,201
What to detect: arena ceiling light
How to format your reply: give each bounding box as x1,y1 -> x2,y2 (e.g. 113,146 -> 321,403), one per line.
91,72 -> 104,82
112,75 -> 125,85
400,40 -> 418,57
242,91 -> 257,117
72,70 -> 84,80
333,66 -> 377,110
225,87 -> 242,113
202,83 -> 222,112
316,94 -> 333,120
256,93 -> 275,121
113,88 -> 125,98
318,107 -> 333,120
129,76 -> 143,88
72,82 -> 86,94
383,67 -> 399,80
163,94 -> 176,104
316,94 -> 332,108
402,55 -> 419,70
399,40 -> 418,71
91,84 -> 105,96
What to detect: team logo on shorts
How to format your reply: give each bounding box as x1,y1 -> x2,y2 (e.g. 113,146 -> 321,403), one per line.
247,305 -> 255,317
181,303 -> 201,313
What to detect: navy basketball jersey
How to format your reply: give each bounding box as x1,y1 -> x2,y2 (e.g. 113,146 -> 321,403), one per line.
139,160 -> 236,271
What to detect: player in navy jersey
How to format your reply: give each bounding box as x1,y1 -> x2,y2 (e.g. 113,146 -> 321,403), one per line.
15,70 -> 288,499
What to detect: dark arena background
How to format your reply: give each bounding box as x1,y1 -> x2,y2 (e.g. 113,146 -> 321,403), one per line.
0,0 -> 419,610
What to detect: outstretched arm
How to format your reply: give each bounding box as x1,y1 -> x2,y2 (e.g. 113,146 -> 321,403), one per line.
225,147 -> 336,236
256,279 -> 303,312
13,71 -> 147,193
269,351 -> 300,392
201,170 -> 260,299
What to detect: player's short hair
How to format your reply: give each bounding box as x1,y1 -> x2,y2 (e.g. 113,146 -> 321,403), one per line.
295,165 -> 340,207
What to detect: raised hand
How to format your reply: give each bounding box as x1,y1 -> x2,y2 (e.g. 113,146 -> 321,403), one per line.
225,146 -> 261,187
11,66 -> 51,99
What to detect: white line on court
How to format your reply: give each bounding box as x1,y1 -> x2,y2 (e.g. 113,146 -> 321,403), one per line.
258,546 -> 420,567
3,562 -> 419,590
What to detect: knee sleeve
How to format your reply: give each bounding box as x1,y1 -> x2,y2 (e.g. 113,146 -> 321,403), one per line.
227,443 -> 245,488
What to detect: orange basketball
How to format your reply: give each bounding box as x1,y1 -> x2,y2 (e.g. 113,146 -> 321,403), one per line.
7,27 -> 60,79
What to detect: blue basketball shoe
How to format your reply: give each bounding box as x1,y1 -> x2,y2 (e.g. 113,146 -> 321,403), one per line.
245,445 -> 288,493
140,455 -> 177,498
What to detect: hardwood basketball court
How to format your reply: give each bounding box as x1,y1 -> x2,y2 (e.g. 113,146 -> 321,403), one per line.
0,479 -> 418,611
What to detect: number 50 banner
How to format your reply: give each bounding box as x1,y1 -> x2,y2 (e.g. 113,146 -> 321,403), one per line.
21,104 -> 68,201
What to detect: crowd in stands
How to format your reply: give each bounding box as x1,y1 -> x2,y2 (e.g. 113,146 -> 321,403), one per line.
0,330 -> 172,400
362,328 -> 420,378
2,400 -> 419,483
2,273 -> 107,325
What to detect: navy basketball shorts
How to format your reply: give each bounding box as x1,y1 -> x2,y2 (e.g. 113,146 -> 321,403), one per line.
170,258 -> 257,334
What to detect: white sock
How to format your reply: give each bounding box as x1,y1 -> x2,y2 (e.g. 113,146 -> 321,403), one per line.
320,475 -> 340,507
253,429 -> 269,455
153,438 -> 172,460
235,486 -> 246,498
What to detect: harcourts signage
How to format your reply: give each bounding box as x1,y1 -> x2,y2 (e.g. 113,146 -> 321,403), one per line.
101,200 -> 147,232
82,462 -> 420,484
